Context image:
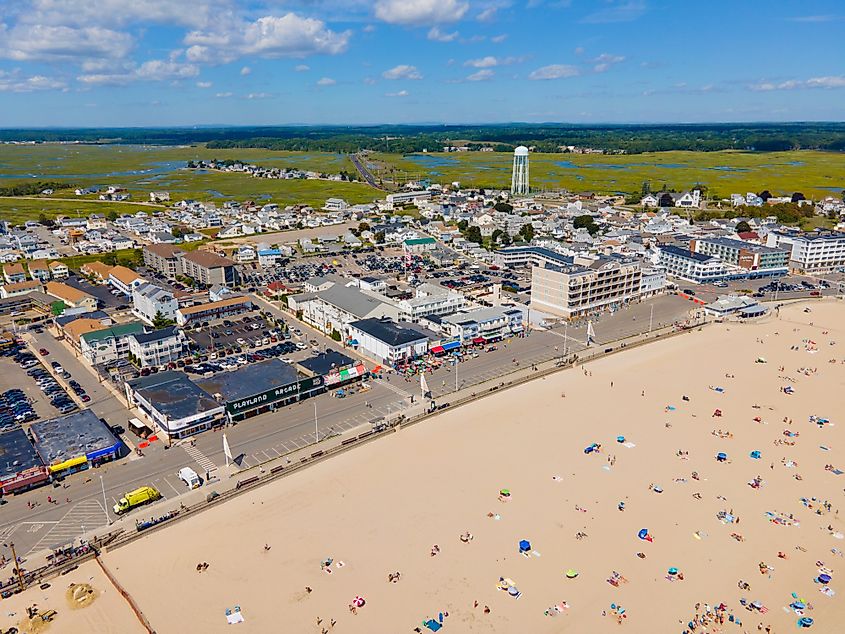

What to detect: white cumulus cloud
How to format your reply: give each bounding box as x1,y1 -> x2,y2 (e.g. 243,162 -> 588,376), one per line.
240,65 -> 252,75
196,80 -> 212,88
0,23 -> 133,62
0,70 -> 66,92
295,64 -> 310,72
750,75 -> 845,91
386,89 -> 409,97
382,64 -> 423,80
592,53 -> 624,73
184,13 -> 351,63
375,0 -> 469,25
317,77 -> 336,86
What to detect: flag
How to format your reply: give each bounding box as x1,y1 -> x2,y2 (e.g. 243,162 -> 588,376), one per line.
420,373 -> 431,399
586,321 -> 596,346
223,433 -> 233,466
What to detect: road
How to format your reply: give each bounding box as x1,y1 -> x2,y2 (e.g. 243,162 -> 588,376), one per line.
1,328 -> 411,557
350,153 -> 384,190
2,293 -> 692,557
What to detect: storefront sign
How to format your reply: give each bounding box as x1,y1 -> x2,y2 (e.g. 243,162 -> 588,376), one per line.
226,376 -> 325,415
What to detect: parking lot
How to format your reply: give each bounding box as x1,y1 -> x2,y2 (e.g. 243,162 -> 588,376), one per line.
678,274 -> 836,304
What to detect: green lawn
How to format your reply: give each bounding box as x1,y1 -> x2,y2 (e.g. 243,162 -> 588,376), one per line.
370,149 -> 845,199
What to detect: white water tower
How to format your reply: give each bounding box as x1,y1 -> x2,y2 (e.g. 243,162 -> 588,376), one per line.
511,145 -> 529,195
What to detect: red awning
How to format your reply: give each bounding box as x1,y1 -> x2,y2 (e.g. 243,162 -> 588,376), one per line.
472,337 -> 486,344
430,346 -> 445,354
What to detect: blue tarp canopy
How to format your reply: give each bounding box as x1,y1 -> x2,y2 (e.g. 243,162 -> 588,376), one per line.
519,539 -> 531,552
441,340 -> 461,351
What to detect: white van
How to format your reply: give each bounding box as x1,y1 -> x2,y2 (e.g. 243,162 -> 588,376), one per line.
178,467 -> 201,489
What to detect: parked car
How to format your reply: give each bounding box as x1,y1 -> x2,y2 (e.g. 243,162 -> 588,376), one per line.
38,348 -> 49,356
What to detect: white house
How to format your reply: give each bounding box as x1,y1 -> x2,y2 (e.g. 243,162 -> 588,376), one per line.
128,327 -> 186,367
346,317 -> 429,365
132,282 -> 178,326
323,198 -> 349,212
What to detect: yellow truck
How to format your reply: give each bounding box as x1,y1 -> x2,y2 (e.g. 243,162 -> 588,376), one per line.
113,486 -> 161,515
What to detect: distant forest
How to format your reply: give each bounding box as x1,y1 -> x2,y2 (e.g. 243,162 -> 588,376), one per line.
3,123 -> 845,154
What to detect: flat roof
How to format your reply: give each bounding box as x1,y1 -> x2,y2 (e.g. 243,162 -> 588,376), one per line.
349,318 -> 429,347
197,359 -> 299,403
29,410 -> 119,466
298,350 -> 356,376
179,295 -> 252,316
129,371 -> 221,421
660,245 -> 714,262
0,428 -> 43,479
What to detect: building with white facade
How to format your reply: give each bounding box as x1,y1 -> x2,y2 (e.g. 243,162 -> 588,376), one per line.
132,282 -> 178,326
656,245 -> 734,284
79,322 -> 145,365
691,237 -> 788,275
346,317 -> 429,366
494,246 -> 573,269
127,327 -> 186,368
765,231 -> 845,273
531,257 -> 642,319
396,283 -> 466,322
300,284 -> 400,336
108,265 -> 144,296
440,306 -> 524,343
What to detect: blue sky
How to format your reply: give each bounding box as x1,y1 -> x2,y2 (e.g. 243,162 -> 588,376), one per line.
0,0 -> 843,126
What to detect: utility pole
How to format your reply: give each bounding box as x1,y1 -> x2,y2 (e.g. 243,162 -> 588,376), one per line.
648,304 -> 654,333
314,401 -> 319,442
4,542 -> 25,592
455,358 -> 459,392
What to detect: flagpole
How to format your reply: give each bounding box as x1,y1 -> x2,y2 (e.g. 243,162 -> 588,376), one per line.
314,401 -> 318,442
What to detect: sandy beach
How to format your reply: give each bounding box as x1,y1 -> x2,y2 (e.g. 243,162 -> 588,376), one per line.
5,299 -> 845,634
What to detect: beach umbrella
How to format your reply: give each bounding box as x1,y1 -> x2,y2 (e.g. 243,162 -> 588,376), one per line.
817,573 -> 831,584
565,569 -> 578,578
519,539 -> 531,552
616,436 -> 625,443
499,488 -> 510,497
668,567 -> 678,576
637,529 -> 653,542
798,617 -> 814,628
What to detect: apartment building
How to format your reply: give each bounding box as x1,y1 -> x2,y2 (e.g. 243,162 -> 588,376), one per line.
656,245 -> 734,284
179,250 -> 238,286
691,237 -> 788,274
765,231 -> 845,273
142,244 -> 184,279
79,322 -> 145,365
108,265 -> 144,296
531,256 -> 642,319
127,327 -> 186,368
298,284 -> 401,336
396,283 -> 466,322
440,306 -> 524,343
494,246 -> 574,269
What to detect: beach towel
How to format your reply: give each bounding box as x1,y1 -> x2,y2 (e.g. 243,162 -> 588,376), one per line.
820,586 -> 836,597
226,612 -> 244,625
623,442 -> 636,448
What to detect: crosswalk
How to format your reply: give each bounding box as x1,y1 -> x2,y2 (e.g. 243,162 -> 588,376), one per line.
182,443 -> 218,474
29,499 -> 108,553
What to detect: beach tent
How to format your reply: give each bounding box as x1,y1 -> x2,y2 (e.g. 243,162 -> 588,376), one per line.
519,540 -> 531,553
565,569 -> 578,578
798,617 -> 814,628
716,452 -> 728,462
750,450 -> 762,459
424,619 -> 442,632
817,573 -> 832,584
616,436 -> 625,443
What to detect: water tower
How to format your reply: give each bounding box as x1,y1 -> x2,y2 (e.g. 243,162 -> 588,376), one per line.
511,146 -> 529,195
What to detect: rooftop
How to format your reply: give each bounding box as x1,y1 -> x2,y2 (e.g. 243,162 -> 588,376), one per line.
181,250 -> 235,268
349,317 -> 429,347
298,350 -> 356,376
316,284 -> 391,319
660,244 -> 715,263
0,428 -> 43,479
131,326 -> 180,345
80,321 -> 145,344
197,358 -> 299,402
29,410 -> 119,466
128,371 -> 222,421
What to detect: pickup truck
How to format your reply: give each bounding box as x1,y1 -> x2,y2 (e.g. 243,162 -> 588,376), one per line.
113,486 -> 161,515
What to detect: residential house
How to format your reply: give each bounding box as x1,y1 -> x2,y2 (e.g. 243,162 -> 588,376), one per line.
45,281 -> 98,311
80,261 -> 114,283
27,260 -> 50,283
132,282 -> 178,326
3,263 -> 26,284
48,261 -> 69,279
0,280 -> 43,298
108,265 -> 144,296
